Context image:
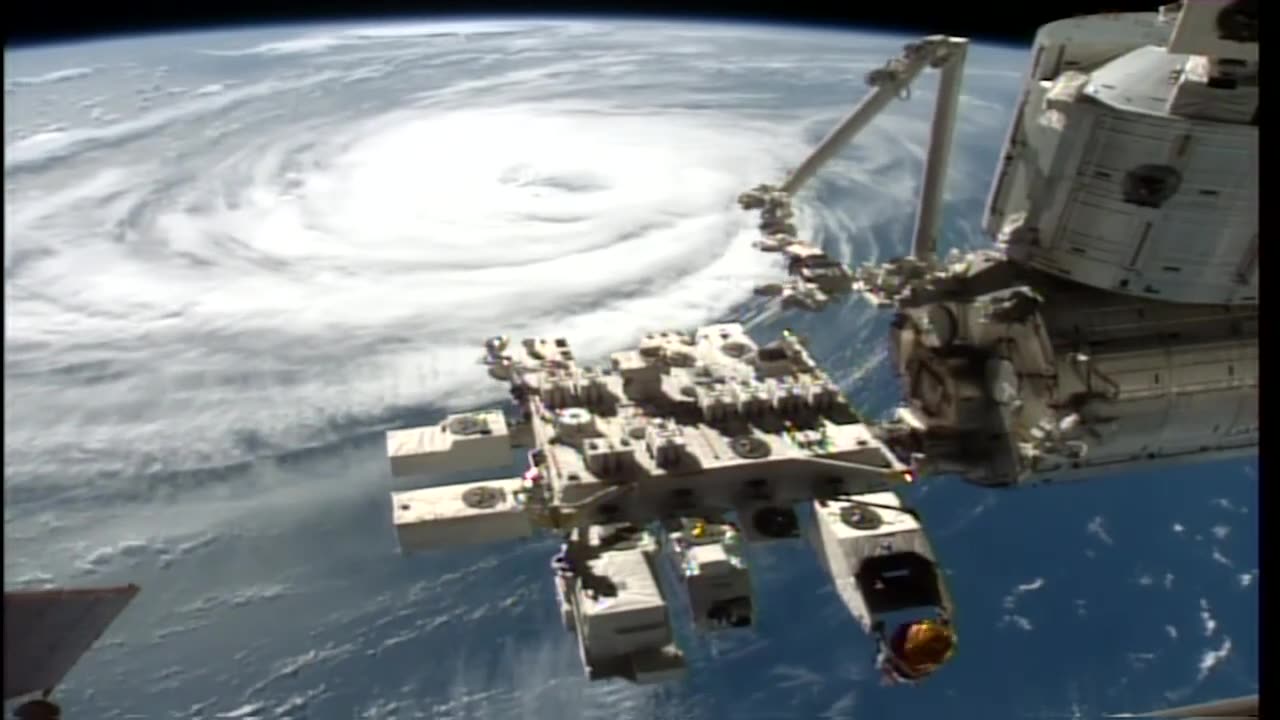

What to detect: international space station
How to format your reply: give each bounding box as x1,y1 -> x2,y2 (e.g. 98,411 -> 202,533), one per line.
379,1 -> 1258,715
2,2 -> 1257,719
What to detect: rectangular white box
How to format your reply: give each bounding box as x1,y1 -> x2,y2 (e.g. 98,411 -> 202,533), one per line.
683,543 -> 754,631
810,492 -> 942,632
386,411 -> 511,478
391,476 -> 531,553
577,546 -> 672,661
813,492 -> 930,555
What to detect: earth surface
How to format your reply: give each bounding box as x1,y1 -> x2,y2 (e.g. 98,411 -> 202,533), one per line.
3,18 -> 1258,720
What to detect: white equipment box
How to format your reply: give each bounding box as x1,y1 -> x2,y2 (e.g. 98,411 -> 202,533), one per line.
810,492 -> 949,633
666,521 -> 754,630
386,411 -> 512,478
392,477 -> 531,553
576,541 -> 673,662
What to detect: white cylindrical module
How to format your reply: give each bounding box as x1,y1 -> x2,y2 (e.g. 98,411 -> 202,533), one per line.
889,270 -> 1257,487
983,9 -> 1257,306
1038,336 -> 1258,476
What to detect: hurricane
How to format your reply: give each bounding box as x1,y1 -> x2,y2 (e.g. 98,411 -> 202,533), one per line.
5,21 -> 1004,549
4,19 -> 1257,720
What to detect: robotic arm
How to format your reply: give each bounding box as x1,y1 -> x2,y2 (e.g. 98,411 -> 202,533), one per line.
742,35 -> 968,264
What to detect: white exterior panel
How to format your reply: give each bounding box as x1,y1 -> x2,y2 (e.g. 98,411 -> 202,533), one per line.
391,477 -> 532,553
386,410 -> 513,479
810,493 -> 949,633
986,26 -> 1257,306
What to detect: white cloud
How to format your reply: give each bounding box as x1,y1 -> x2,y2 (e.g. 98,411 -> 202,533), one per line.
769,664 -> 825,691
1211,497 -> 1248,513
1002,577 -> 1045,610
201,22 -> 552,57
1164,625 -> 1178,640
819,691 -> 857,720
1086,516 -> 1113,545
1001,614 -> 1033,631
1014,578 -> 1045,593
1199,598 -> 1217,637
1127,652 -> 1157,670
1211,524 -> 1231,540
6,66 -> 96,88
1196,637 -> 1232,681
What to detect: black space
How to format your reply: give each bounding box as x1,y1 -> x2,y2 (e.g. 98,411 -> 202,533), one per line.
7,0 -> 1165,48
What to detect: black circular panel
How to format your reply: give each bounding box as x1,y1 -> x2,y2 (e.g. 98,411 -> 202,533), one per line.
449,415 -> 486,436
462,485 -> 505,510
1217,0 -> 1258,43
752,506 -> 799,539
840,504 -> 884,530
922,305 -> 958,348
731,435 -> 771,459
1122,164 -> 1182,209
